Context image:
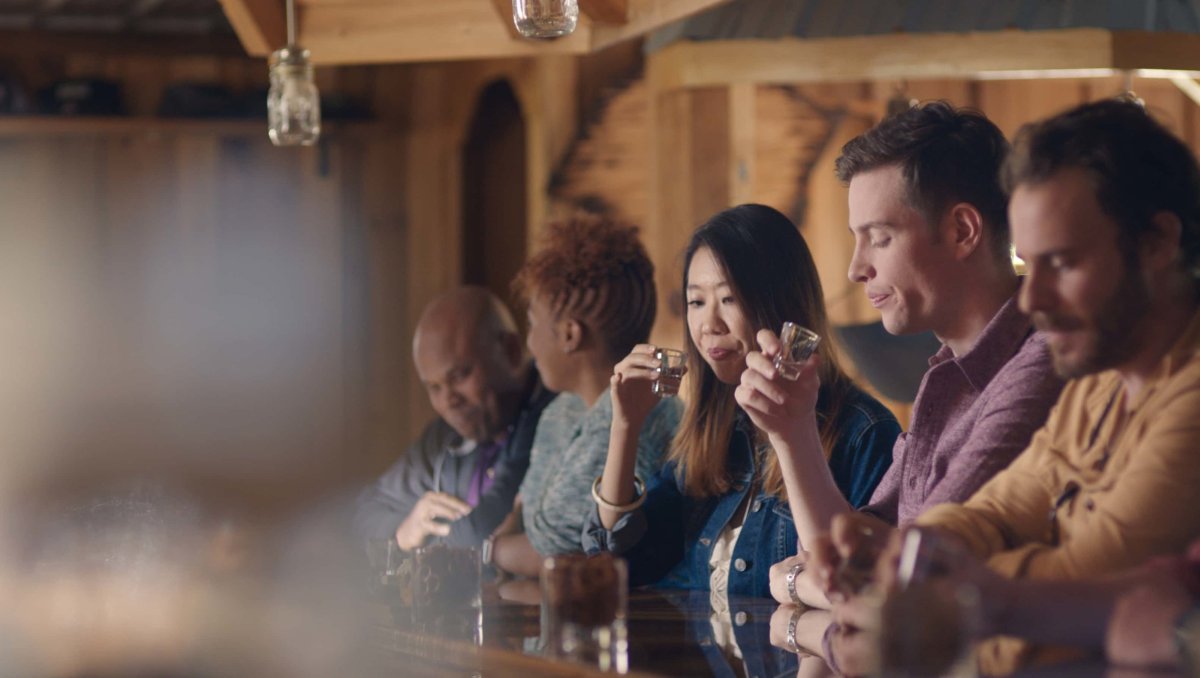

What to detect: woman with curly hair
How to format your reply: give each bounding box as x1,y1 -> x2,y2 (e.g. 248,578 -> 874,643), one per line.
487,214 -> 681,577
583,204 -> 898,597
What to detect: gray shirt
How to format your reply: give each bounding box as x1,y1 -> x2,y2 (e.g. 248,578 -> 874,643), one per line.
864,294 -> 1065,527
352,372 -> 556,546
520,389 -> 681,555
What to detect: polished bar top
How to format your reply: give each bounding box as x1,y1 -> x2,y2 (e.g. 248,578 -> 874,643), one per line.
368,581 -> 829,677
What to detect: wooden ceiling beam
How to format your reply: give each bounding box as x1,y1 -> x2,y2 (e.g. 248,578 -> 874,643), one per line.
579,0 -> 628,25
215,0 -> 736,64
218,0 -> 286,58
647,29 -> 1200,91
300,0 -> 590,65
0,28 -> 246,57
589,0 -> 730,51
489,0 -> 523,40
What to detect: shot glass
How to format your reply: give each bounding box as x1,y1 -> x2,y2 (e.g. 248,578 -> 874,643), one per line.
412,544 -> 481,626
511,0 -> 579,39
774,322 -> 821,380
652,348 -> 686,398
540,553 -> 629,672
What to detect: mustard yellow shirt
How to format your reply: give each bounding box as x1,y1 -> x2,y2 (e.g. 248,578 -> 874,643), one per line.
917,309 -> 1200,672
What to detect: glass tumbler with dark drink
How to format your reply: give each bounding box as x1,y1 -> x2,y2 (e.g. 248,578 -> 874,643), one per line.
412,544 -> 482,623
540,553 -> 629,672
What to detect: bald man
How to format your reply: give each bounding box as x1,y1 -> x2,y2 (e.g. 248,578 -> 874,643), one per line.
353,286 -> 557,549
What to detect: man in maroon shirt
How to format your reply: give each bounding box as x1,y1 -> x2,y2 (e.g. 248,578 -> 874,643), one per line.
747,102 -> 1065,608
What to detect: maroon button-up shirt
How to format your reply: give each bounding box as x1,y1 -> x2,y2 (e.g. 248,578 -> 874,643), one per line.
863,294 -> 1065,527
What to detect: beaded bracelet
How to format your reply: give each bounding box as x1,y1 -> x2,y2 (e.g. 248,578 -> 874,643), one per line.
591,476 -> 647,513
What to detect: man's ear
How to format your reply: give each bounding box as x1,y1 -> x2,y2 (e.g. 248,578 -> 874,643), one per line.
1140,210 -> 1184,273
559,318 -> 584,353
945,202 -> 985,261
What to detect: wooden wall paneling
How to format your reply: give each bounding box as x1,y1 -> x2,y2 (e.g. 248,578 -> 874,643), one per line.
645,73 -> 693,349
727,82 -> 756,206
545,78 -> 649,225
523,56 -> 581,246
365,65 -> 415,124
975,79 -> 1091,139
801,112 -> 877,330
119,58 -> 173,115
166,56 -> 226,84
751,85 -> 850,220
1132,77 -> 1194,143
575,40 -> 643,123
871,78 -> 975,111
688,87 -> 731,222
356,132 -> 410,474
401,63 -> 462,441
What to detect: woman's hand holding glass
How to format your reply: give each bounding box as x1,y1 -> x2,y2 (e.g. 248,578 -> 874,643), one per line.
611,344 -> 682,431
736,328 -> 821,447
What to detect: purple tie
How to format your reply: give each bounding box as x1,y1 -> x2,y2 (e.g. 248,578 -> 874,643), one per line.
466,439 -> 504,507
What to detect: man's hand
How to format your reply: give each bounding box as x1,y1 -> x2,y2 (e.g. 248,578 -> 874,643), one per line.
809,512 -> 893,602
394,492 -> 470,550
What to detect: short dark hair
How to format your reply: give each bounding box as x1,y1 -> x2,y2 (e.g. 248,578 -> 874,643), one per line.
513,213 -> 656,363
1002,99 -> 1200,280
835,101 -> 1011,261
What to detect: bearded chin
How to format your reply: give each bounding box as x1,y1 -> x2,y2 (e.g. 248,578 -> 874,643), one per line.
1052,266 -> 1151,379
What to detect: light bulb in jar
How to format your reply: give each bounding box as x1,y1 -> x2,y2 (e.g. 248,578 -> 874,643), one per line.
268,46 -> 321,147
511,0 -> 579,39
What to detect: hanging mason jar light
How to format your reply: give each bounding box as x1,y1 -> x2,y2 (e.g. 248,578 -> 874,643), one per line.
512,0 -> 579,40
267,0 -> 320,146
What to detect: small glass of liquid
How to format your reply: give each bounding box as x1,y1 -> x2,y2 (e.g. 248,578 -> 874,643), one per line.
774,322 -> 821,380
652,348 -> 686,398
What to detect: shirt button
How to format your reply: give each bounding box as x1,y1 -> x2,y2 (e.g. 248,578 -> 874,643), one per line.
908,476 -> 918,489
700,538 -> 712,546
734,558 -> 748,572
734,611 -> 748,626
486,468 -> 495,479
752,501 -> 763,513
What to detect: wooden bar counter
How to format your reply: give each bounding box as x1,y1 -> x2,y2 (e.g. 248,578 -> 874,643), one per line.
367,580 -> 826,677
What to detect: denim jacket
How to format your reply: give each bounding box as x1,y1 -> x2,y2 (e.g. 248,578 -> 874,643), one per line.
583,386 -> 898,598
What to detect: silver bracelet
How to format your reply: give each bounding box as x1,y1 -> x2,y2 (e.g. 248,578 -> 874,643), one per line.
591,475 -> 647,513
786,561 -> 805,606
786,606 -> 803,655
